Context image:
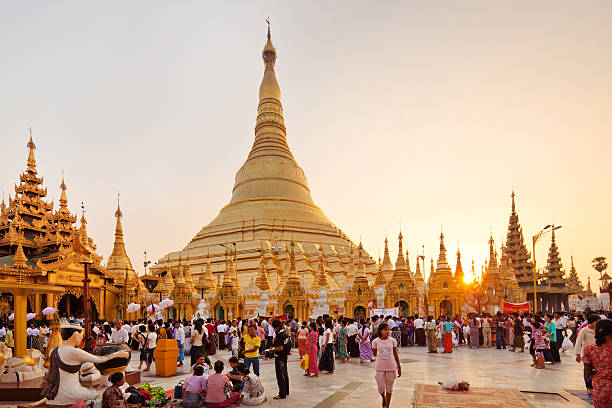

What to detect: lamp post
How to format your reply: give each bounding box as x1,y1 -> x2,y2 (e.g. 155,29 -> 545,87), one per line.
532,224 -> 562,313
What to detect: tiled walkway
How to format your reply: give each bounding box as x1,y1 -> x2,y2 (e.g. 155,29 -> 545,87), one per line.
133,344 -> 592,408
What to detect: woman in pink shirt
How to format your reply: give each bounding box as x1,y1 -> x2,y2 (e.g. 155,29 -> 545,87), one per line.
371,322 -> 401,408
205,361 -> 240,408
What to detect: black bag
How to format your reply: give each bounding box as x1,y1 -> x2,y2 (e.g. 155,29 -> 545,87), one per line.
126,387 -> 146,405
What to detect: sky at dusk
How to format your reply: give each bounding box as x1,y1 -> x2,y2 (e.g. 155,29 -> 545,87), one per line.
1,1 -> 610,287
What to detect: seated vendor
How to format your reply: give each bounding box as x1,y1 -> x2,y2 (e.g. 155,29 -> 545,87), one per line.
102,372 -> 126,408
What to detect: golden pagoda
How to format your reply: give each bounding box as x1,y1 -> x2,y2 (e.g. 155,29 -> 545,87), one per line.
386,231 -> 416,315
152,24 -> 377,320
427,231 -> 465,317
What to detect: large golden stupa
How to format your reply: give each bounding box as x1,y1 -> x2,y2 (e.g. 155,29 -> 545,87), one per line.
152,26 -> 378,302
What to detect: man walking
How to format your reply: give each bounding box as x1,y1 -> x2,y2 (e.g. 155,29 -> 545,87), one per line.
269,320 -> 289,400
414,314 -> 425,346
174,321 -> 185,367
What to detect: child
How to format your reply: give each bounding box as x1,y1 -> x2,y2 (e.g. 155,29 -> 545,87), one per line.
226,356 -> 243,392
229,329 -> 240,359
533,322 -> 546,369
182,365 -> 207,408
371,322 -> 401,408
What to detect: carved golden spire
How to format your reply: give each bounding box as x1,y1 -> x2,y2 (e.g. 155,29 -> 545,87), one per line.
288,240 -> 299,281
380,236 -> 394,272
313,248 -> 331,291
26,128 -> 37,174
414,252 -> 424,282
59,173 -> 68,209
222,257 -> 235,287
394,230 -> 407,271
13,241 -> 28,267
355,242 -> 368,280
585,275 -> 593,297
488,234 -> 498,268
256,254 -> 271,291
454,248 -> 464,282
79,202 -> 88,243
106,193 -> 135,277
436,229 -> 450,271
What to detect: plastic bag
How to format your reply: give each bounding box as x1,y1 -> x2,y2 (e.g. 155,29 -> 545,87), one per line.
442,373 -> 459,390
300,354 -> 309,370
562,336 -> 573,351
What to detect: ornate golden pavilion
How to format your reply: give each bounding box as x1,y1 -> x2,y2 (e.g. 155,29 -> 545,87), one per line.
0,133 -> 144,321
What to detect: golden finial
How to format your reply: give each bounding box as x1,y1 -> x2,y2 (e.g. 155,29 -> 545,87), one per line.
115,189 -> 122,218
266,17 -> 271,40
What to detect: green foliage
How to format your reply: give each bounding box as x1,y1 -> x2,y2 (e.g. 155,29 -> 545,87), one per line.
592,257 -> 608,276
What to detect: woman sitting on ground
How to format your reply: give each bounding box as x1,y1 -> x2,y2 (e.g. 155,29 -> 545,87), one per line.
205,361 -> 241,408
236,363 -> 266,406
182,365 -> 207,408
102,372 -> 127,408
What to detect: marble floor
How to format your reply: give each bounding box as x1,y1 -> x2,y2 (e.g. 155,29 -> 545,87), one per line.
131,344 -> 592,408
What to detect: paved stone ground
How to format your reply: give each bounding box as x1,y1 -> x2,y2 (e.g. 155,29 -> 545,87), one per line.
133,344 -> 592,408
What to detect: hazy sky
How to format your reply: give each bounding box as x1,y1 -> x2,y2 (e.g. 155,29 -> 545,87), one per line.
1,2 -> 610,287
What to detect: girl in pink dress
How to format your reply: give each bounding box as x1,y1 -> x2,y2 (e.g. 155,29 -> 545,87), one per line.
305,322 -> 319,377
372,322 -> 401,408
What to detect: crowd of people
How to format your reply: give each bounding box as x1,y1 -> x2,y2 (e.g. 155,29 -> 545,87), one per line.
2,308 -> 611,408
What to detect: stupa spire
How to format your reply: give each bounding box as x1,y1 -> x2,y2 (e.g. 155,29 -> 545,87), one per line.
504,191 -> 533,287
288,240 -> 299,281
226,23 -> 314,207
544,225 -> 565,287
106,193 -> 135,276
26,128 -> 37,174
455,248 -> 464,282
567,255 -> 583,290
13,241 -> 28,267
59,174 -> 68,209
256,254 -> 271,291
414,252 -> 423,281
488,234 -> 498,267
395,231 -> 407,271
436,230 -> 450,270
380,236 -> 394,271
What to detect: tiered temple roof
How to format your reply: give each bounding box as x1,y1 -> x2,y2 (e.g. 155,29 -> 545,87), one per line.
566,256 -> 583,292
504,192 -> 533,288
543,227 -> 567,288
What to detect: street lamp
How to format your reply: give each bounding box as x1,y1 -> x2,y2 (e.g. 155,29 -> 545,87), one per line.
532,224 -> 562,313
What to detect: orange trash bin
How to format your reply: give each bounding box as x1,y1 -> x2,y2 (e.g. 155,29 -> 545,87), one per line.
153,339 -> 179,377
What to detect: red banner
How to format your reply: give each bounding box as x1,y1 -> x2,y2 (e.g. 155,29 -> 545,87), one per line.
503,302 -> 530,314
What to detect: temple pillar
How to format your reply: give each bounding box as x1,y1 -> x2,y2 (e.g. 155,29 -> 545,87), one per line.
34,293 -> 41,316
13,290 -> 28,358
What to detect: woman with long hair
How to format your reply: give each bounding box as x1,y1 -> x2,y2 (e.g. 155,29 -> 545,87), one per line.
318,319 -> 335,374
337,320 -> 349,363
358,319 -> 373,363
190,320 -> 205,366
304,322 -> 319,377
582,319 -> 612,408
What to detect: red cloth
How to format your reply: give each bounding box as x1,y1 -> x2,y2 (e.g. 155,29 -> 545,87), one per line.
443,333 -> 453,353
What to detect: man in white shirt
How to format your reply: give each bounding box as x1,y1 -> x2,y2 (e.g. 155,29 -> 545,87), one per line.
387,317 -> 396,329
174,321 -> 185,367
414,315 -> 425,346
0,326 -> 6,341
553,312 -> 567,349
217,321 -> 227,350
110,319 -> 129,343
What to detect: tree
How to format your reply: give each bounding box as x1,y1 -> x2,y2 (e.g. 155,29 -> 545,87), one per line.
592,257 -> 608,278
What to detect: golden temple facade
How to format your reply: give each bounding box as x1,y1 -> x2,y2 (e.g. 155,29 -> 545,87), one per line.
0,133 -> 144,322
